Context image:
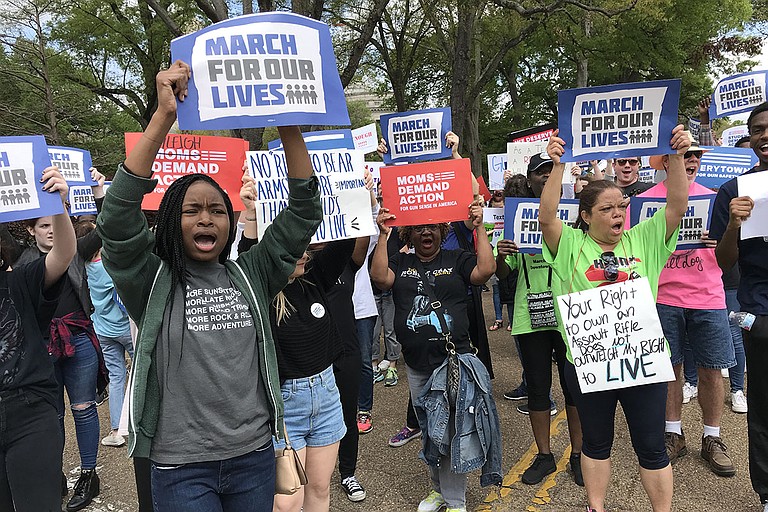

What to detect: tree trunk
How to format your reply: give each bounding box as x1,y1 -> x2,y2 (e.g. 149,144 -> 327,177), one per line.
34,5 -> 60,144
449,1 -> 479,175
576,13 -> 591,88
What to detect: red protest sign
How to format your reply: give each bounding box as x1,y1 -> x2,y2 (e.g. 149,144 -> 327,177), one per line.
125,133 -> 247,211
380,158 -> 473,226
476,175 -> 491,202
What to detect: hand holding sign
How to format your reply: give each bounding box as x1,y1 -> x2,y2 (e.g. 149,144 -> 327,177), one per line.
376,207 -> 395,236
728,196 -> 755,231
669,125 -> 692,154
469,200 -> 484,229
446,131 -> 460,159
495,239 -> 519,257
41,166 -> 69,204
546,130 -> 565,164
158,61 -> 192,120
240,173 -> 257,213
91,168 -> 106,199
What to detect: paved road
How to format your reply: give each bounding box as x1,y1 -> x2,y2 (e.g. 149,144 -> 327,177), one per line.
64,295 -> 760,511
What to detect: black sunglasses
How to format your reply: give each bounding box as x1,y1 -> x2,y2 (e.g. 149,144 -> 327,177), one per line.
615,159 -> 639,166
684,151 -> 703,159
601,252 -> 619,282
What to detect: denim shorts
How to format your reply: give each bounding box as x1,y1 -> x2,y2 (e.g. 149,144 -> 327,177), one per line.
657,304 -> 736,369
273,365 -> 346,451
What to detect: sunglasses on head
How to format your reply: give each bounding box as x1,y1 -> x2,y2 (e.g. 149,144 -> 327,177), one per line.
413,224 -> 439,234
684,150 -> 703,159
615,159 -> 639,166
600,251 -> 619,282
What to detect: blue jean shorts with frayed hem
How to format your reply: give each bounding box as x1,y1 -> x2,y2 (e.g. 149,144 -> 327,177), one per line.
273,365 -> 346,451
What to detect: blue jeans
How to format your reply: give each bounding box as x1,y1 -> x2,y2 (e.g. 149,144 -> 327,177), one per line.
492,284 -> 512,324
356,315 -> 377,412
151,444 -> 275,512
54,331 -> 99,469
98,332 -> 134,430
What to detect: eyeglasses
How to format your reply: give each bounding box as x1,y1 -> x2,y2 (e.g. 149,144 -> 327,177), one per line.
615,159 -> 639,166
600,251 -> 619,282
684,151 -> 703,159
413,224 -> 439,234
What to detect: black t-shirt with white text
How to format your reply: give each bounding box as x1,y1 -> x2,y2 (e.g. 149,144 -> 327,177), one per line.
389,249 -> 476,372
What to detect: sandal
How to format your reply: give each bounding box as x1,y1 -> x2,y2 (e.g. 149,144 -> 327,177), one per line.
489,320 -> 503,331
506,325 -> 512,331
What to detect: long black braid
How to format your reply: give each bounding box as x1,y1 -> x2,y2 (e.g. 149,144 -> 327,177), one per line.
152,174 -> 236,379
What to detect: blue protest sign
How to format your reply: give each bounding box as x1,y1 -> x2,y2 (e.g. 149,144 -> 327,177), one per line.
629,194 -> 715,250
380,108 -> 452,164
0,136 -> 63,223
171,12 -> 350,130
557,79 -> 681,162
68,185 -> 97,216
267,129 -> 354,151
48,146 -> 95,185
503,197 -> 580,253
696,146 -> 758,189
709,70 -> 768,119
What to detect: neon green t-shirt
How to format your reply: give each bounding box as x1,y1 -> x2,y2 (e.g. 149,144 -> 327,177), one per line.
504,253 -> 563,336
542,207 -> 678,361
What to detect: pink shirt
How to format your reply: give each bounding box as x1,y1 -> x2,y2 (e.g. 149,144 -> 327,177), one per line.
636,181 -> 724,309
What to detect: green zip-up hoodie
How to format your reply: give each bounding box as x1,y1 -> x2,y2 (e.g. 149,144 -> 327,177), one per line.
96,165 -> 322,459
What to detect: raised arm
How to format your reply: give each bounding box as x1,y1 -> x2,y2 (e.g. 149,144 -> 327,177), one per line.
540,133 -> 566,257
370,208 -> 396,290
715,196 -> 754,270
468,200 -> 496,285
42,167 -> 76,289
124,61 -> 190,177
664,125 -> 692,242
279,126 -> 313,179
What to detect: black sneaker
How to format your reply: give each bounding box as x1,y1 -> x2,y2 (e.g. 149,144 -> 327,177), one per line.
341,475 -> 366,502
570,452 -> 584,486
503,386 -> 528,400
516,401 -> 558,416
62,472 -> 68,497
522,453 -> 557,485
66,469 -> 100,512
95,389 -> 109,406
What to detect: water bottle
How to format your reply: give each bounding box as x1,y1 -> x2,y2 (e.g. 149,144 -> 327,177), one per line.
729,311 -> 756,331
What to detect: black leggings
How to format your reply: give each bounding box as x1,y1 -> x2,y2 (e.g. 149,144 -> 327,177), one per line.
564,362 -> 669,470
517,330 -> 574,411
334,352 -> 362,479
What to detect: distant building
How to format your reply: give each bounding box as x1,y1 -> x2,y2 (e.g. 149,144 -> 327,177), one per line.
344,83 -> 392,121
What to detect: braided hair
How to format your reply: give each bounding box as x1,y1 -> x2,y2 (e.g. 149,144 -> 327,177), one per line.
153,174 -> 236,291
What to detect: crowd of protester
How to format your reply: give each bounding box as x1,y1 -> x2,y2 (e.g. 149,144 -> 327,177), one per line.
1,56 -> 768,512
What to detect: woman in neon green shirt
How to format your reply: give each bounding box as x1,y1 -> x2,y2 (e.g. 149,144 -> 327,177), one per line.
539,126 -> 691,512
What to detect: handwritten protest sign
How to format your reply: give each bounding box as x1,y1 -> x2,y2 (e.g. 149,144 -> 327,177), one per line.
248,148 -> 375,243
125,132 -> 247,211
558,79 -> 681,162
49,146 -> 95,185
487,153 -> 507,190
170,12 -> 350,130
629,195 -> 715,250
379,158 -> 473,225
506,142 -> 549,177
0,136 -> 63,223
352,123 -> 378,154
557,277 -> 674,393
696,146 -> 758,189
503,198 -> 579,253
738,172 -> 768,240
268,129 -> 354,151
483,207 -> 504,247
380,108 -> 452,164
722,125 -> 749,147
709,70 -> 768,119
68,185 -> 97,216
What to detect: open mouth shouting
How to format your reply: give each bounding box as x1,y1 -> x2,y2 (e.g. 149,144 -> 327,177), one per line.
193,232 -> 218,252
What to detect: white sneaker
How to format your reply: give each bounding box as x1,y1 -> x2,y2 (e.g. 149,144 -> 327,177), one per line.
682,382 -> 698,404
377,359 -> 391,371
763,502 -> 768,512
731,390 -> 748,413
101,433 -> 126,447
418,490 -> 446,512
